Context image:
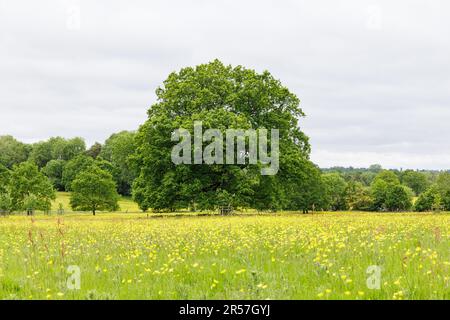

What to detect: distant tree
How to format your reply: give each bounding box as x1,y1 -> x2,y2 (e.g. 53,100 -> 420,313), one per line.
370,179 -> 389,211
431,193 -> 443,212
370,170 -> 412,211
100,131 -> 136,195
322,173 -> 348,211
414,187 -> 437,212
57,202 -> 65,215
424,171 -> 440,186
62,155 -> 95,191
400,170 -> 429,195
373,170 -> 400,185
70,165 -> 120,215
42,159 -> 66,191
28,141 -> 53,168
368,164 -> 383,173
0,164 -> 12,214
0,164 -> 11,195
0,135 -> 30,168
384,184 -> 413,211
86,142 -> 102,159
29,137 -> 86,168
434,172 -> 450,211
345,181 -> 373,211
415,173 -> 450,212
57,137 -> 86,160
359,171 -> 377,186
9,162 -> 56,215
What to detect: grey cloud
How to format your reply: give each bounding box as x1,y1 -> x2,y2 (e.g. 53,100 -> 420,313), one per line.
0,0 -> 449,169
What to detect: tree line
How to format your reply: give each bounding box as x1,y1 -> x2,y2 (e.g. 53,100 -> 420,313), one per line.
0,60 -> 449,215
320,167 -> 450,212
0,133 -> 130,215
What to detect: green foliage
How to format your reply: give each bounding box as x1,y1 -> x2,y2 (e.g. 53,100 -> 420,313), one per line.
321,165 -> 380,187
100,131 -> 136,195
8,162 -> 56,214
368,164 -> 383,173
42,159 -> 66,191
57,202 -> 65,215
134,109 -> 259,211
0,164 -> 11,195
345,181 -> 373,211
132,60 -> 318,212
369,170 -> 412,211
359,171 -> 377,186
370,179 -> 389,211
435,172 -> 450,210
263,154 -> 325,212
0,193 -> 12,215
0,165 -> 12,214
70,165 -> 120,215
373,170 -> 400,185
62,155 -> 95,191
400,170 -> 429,195
93,157 -> 115,176
28,141 -> 52,168
29,137 -> 86,168
432,193 -> 443,212
85,142 -> 103,159
322,173 -> 348,211
414,186 -> 439,212
384,184 -> 413,211
0,136 -> 30,169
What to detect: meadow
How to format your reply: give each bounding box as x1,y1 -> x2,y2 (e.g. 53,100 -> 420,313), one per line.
51,192 -> 141,213
0,211 -> 448,300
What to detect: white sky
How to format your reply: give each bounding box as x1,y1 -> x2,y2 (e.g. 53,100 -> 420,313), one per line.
0,0 -> 449,169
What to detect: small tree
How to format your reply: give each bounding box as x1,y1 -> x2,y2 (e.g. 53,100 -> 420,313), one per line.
42,159 -> 66,191
62,155 -> 95,191
435,173 -> 450,211
70,165 -> 120,215
370,179 -> 389,211
431,193 -> 443,213
100,131 -> 136,195
401,170 -> 429,195
415,187 -> 439,212
369,170 -> 412,212
346,181 -> 373,211
57,203 -> 64,215
322,173 -> 348,211
385,184 -> 413,212
9,162 -> 56,214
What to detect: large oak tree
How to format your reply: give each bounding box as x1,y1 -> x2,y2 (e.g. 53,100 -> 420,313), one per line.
132,60 -> 324,212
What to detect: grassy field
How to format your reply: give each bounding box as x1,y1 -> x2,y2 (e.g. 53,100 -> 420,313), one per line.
51,192 -> 141,213
0,212 -> 448,300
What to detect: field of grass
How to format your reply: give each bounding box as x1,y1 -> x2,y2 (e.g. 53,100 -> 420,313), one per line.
51,192 -> 140,213
0,212 -> 448,300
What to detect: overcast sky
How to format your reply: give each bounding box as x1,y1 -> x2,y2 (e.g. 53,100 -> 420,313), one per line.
1,0 -> 449,169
